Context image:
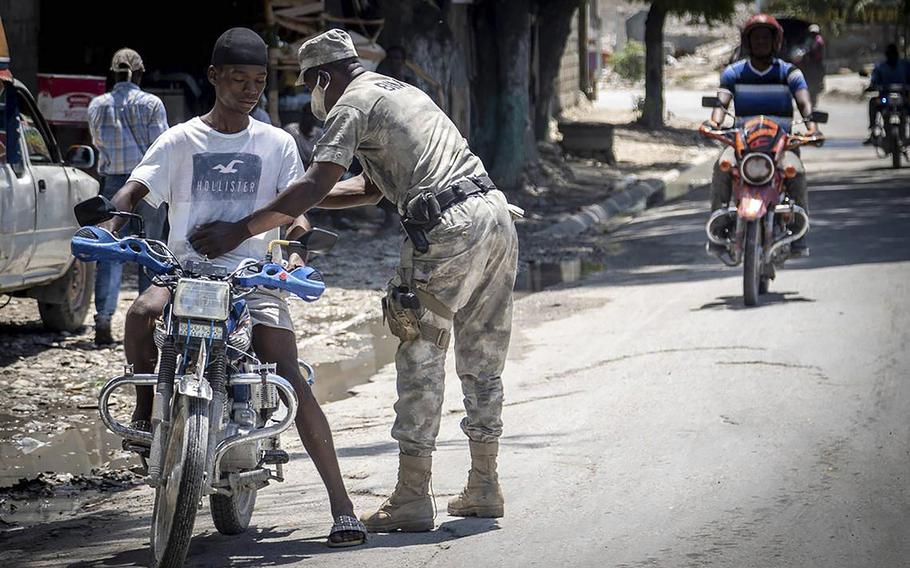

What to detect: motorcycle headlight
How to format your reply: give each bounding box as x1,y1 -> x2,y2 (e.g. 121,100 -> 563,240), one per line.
740,153 -> 775,185
173,279 -> 230,321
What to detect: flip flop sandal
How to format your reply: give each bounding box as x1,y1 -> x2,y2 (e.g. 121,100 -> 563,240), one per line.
326,515 -> 367,548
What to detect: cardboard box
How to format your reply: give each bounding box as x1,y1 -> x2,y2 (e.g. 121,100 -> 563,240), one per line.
36,74 -> 106,125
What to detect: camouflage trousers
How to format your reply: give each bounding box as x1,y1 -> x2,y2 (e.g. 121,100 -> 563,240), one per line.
391,189 -> 519,457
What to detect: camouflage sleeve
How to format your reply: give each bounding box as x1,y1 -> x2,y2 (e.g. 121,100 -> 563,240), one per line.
312,105 -> 366,170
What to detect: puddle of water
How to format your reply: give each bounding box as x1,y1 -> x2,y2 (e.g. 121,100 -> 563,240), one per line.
0,409 -> 138,527
515,259 -> 604,292
0,413 -> 134,490
309,318 -> 398,403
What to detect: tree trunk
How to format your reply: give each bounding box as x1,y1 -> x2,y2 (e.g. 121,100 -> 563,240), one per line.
535,0 -> 582,141
470,0 -> 535,191
491,0 -> 535,190
641,1 -> 667,129
376,0 -> 457,107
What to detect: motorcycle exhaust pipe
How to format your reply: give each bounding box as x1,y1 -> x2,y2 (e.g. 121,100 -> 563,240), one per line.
212,373 -> 299,481
98,369 -> 158,444
705,207 -> 736,246
767,205 -> 809,260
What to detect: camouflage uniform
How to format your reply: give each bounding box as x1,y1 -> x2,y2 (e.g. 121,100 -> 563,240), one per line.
310,70 -> 519,457
392,189 -> 518,457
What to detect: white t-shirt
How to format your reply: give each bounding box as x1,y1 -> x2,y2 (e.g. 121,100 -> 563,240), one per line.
129,117 -> 304,271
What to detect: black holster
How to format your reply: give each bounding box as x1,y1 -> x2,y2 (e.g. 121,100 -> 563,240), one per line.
401,219 -> 430,253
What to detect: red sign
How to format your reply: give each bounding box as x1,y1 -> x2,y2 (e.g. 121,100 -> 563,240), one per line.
36,74 -> 106,125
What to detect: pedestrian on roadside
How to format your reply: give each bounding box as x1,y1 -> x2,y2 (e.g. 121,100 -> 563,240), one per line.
801,24 -> 825,107
188,29 -> 521,533
87,48 -> 169,345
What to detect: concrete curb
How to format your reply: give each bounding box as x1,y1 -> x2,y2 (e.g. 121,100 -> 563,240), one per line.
536,169 -> 679,238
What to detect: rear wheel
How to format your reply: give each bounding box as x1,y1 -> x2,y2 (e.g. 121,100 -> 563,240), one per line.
210,486 -> 257,535
743,220 -> 762,307
150,395 -> 208,568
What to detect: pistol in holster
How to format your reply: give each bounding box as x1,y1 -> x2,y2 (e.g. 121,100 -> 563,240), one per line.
381,281 -> 451,349
400,191 -> 442,254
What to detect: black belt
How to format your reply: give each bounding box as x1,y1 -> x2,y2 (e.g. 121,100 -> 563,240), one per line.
400,175 -> 496,253
434,175 -> 496,213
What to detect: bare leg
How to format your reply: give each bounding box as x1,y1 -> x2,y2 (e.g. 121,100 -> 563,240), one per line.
124,286 -> 169,424
252,326 -> 360,543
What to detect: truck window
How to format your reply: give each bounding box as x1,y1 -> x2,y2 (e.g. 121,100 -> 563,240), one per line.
18,99 -> 53,164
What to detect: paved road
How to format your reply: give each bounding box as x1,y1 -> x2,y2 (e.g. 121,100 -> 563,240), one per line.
2,97 -> 907,568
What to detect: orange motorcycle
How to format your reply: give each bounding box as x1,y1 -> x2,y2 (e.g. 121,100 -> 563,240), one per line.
699,97 -> 826,306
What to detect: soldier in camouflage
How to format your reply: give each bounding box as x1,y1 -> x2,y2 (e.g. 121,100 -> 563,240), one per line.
189,28 -> 519,532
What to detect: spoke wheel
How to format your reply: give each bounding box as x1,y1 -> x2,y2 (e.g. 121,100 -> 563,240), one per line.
743,220 -> 762,307
150,396 -> 208,568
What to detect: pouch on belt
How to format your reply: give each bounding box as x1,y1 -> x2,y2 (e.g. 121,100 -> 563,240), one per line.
381,279 -> 451,349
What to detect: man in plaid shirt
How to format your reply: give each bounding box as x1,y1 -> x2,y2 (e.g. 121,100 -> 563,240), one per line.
87,48 -> 169,345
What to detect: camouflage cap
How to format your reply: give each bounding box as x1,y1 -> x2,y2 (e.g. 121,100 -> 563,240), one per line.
295,29 -> 358,86
110,48 -> 144,72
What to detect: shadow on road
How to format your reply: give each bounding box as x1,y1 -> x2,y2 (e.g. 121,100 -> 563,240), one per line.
694,291 -> 816,311
4,509 -> 500,568
581,165 -> 910,290
179,518 -> 499,567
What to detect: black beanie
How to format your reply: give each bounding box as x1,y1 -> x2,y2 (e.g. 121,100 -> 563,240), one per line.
211,27 -> 268,67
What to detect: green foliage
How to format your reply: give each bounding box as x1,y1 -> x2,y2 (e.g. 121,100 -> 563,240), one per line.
767,0 -> 905,19
643,0 -> 738,22
613,41 -> 645,81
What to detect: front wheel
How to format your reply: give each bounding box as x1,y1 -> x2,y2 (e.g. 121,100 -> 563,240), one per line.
890,125 -> 902,168
210,487 -> 257,535
743,220 -> 762,306
150,395 -> 209,568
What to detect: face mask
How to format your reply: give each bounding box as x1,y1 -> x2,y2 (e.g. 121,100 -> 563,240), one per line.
311,72 -> 330,121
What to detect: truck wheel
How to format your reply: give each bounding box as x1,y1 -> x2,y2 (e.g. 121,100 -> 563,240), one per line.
37,260 -> 95,332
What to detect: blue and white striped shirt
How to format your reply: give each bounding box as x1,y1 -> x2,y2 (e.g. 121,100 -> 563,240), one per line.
87,82 -> 169,175
720,58 -> 808,120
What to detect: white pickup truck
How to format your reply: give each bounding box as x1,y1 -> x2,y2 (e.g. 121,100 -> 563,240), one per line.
0,77 -> 99,331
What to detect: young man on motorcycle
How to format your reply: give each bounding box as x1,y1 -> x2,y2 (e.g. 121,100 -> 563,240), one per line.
99,28 -> 366,548
188,29 -> 519,534
863,44 -> 910,145
706,14 -> 817,257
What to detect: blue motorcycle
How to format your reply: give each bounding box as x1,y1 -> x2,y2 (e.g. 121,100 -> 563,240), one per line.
72,196 -> 336,568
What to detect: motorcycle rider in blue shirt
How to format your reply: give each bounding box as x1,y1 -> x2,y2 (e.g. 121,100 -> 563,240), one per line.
864,44 -> 910,145
707,14 -> 817,257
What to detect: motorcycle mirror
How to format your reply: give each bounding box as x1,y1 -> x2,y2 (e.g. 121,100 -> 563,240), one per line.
809,111 -> 828,124
290,228 -> 338,255
701,96 -> 720,108
858,69 -> 869,78
74,195 -> 117,226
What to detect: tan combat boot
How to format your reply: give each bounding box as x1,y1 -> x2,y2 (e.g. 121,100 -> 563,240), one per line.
361,453 -> 434,532
447,441 -> 504,518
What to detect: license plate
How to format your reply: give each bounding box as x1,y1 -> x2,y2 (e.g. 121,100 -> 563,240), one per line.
177,321 -> 224,340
